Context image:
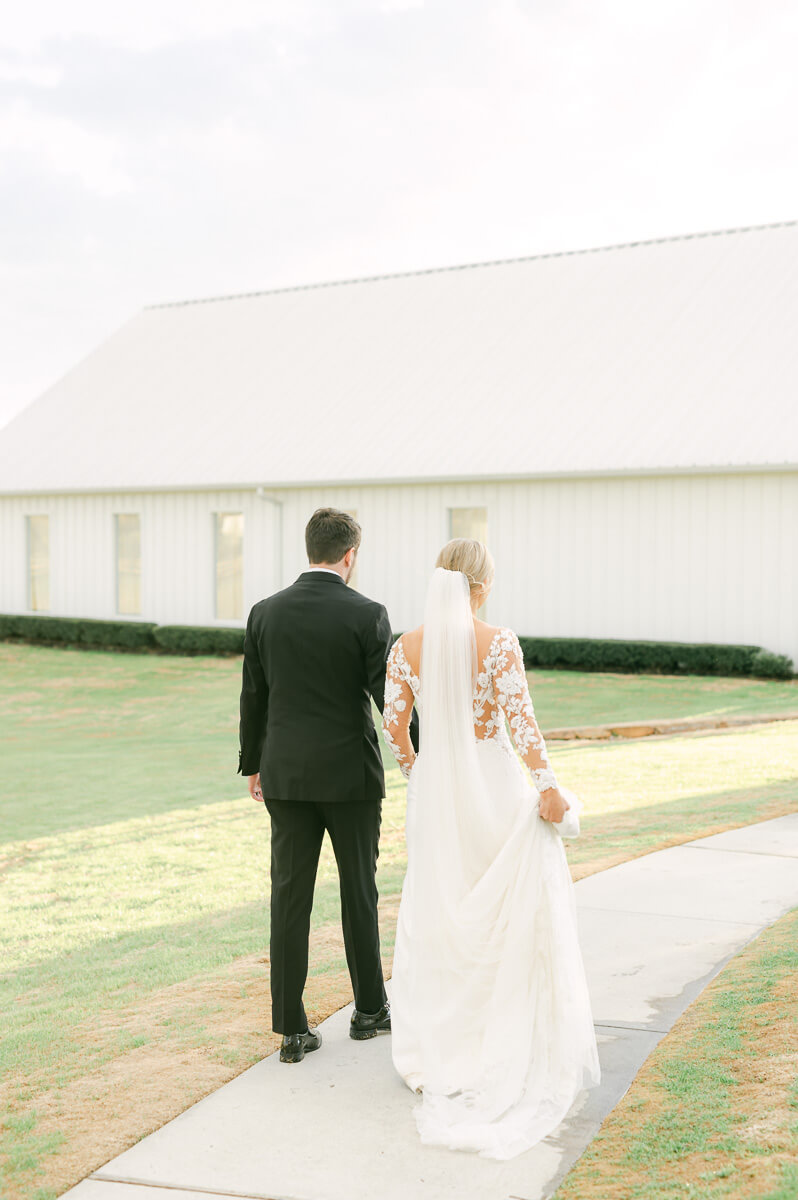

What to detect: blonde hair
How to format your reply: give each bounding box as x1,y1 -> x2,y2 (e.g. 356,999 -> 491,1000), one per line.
435,538 -> 495,599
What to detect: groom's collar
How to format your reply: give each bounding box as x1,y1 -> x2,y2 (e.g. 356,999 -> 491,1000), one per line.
299,569 -> 345,584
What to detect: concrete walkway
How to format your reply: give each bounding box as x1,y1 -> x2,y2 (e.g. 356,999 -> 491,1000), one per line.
62,814 -> 798,1200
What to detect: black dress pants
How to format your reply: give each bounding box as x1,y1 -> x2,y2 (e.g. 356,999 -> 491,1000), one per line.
264,798 -> 387,1035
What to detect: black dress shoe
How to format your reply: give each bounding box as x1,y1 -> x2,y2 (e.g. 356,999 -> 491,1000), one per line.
349,1002 -> 391,1040
279,1026 -> 322,1063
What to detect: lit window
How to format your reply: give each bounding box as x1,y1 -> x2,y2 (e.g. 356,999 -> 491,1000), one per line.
26,515 -> 50,611
115,514 -> 141,615
448,506 -> 489,618
215,512 -> 243,620
449,506 -> 488,545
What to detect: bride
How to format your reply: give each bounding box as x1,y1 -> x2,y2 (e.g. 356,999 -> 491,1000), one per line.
382,538 -> 601,1160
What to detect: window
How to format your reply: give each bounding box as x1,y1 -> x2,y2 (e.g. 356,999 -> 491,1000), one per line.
26,515 -> 50,611
215,512 -> 243,620
448,506 -> 489,619
115,514 -> 141,615
449,506 -> 488,545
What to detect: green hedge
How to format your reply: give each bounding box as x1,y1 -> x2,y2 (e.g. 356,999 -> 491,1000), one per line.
152,624 -> 244,655
516,635 -> 795,679
0,613 -> 241,656
1,614 -> 794,677
0,613 -> 158,650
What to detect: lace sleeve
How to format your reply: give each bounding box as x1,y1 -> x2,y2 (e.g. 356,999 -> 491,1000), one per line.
382,638 -> 417,780
493,629 -> 559,794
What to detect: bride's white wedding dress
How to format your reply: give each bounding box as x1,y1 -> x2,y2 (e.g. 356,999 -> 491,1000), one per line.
382,568 -> 601,1160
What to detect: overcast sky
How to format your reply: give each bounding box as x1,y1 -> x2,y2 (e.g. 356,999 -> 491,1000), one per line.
1,0 -> 796,429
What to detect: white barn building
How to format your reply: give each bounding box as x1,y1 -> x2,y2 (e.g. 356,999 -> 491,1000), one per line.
1,220 -> 797,663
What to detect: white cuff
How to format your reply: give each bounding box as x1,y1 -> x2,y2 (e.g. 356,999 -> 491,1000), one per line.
531,767 -> 558,793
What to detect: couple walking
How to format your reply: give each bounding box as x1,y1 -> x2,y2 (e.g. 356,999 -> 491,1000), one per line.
238,507 -> 600,1160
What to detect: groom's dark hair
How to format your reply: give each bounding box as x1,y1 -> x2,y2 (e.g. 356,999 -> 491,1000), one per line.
306,507 -> 362,564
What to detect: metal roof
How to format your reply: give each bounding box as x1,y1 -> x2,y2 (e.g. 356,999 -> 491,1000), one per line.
1,219 -> 797,495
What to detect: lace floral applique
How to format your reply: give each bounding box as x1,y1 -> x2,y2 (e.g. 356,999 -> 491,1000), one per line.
383,638 -> 417,779
381,627 -> 558,795
473,635 -> 508,740
492,628 -> 559,793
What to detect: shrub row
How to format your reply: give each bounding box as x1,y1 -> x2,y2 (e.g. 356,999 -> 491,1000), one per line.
1,614 -> 793,677
0,613 -> 158,650
153,625 -> 245,655
516,635 -> 795,679
0,613 -> 244,656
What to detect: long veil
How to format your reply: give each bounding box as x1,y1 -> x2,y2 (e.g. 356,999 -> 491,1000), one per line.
413,567 -> 496,904
396,566 -> 601,1158
406,566 -> 527,1102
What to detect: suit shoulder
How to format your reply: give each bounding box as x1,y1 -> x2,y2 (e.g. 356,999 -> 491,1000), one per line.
248,583 -> 298,618
246,597 -> 267,621
348,589 -> 389,619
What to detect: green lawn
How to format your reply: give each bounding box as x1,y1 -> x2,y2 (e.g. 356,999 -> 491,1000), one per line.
548,717 -> 798,877
1,641 -> 797,1200
527,666 -> 798,726
3,642 -> 795,843
1,643 -> 245,840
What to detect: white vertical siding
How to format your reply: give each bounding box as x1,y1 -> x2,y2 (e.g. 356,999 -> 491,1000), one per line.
0,489 -> 280,627
268,473 -> 798,664
0,471 -> 795,665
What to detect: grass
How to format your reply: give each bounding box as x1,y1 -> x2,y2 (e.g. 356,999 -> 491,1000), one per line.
554,905 -> 798,1200
0,642 -> 244,841
546,718 -> 798,878
2,642 -> 796,843
528,667 -> 798,727
1,641 -> 797,1199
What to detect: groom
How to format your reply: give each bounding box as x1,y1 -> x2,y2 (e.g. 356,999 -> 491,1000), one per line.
238,507 -> 419,1063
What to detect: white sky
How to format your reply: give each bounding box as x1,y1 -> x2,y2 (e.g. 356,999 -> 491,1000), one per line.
1,0 -> 796,429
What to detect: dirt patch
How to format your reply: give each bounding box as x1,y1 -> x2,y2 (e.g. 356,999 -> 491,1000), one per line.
555,715 -> 798,749
2,897 -> 401,1200
11,1044 -> 244,1197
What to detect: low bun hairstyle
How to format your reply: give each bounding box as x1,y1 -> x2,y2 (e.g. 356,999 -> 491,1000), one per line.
435,538 -> 495,600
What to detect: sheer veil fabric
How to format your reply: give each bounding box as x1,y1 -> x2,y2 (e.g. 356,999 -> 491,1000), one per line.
388,568 -> 601,1160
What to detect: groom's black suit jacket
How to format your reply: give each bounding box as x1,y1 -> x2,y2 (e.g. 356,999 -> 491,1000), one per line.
238,570 -> 419,803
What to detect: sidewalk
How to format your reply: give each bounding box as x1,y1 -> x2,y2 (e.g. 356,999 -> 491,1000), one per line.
62,814 -> 798,1200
